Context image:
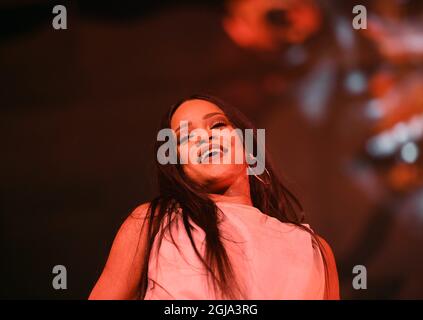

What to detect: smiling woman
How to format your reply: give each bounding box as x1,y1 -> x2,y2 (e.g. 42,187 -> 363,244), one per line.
88,94 -> 339,300
157,115 -> 266,173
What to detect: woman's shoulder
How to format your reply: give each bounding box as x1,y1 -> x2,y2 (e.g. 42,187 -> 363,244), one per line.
129,202 -> 151,219
127,201 -> 170,231
314,234 -> 340,299
129,200 -> 181,219
314,235 -> 336,261
113,203 -> 152,241
298,224 -> 335,257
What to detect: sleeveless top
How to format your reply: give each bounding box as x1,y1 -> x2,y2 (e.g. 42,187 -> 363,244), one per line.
144,201 -> 326,299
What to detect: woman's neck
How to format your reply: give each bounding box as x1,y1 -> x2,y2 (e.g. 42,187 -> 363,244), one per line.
209,173 -> 253,206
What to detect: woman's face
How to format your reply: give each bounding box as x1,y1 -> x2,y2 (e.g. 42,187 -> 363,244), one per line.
170,99 -> 247,192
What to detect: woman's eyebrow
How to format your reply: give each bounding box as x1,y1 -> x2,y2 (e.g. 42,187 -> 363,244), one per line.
175,112 -> 225,133
203,112 -> 225,120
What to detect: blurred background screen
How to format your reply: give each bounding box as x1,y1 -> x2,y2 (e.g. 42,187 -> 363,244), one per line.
1,0 -> 423,299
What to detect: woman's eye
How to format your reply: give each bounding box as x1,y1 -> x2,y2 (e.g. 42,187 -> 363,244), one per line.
211,121 -> 226,129
179,132 -> 196,144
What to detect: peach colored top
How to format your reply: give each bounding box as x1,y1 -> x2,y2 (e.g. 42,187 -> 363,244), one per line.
144,201 -> 325,300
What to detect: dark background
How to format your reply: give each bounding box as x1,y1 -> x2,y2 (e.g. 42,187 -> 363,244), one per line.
1,0 -> 423,299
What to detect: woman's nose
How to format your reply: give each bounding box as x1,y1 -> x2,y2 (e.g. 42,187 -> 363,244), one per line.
195,135 -> 209,147
193,128 -> 217,146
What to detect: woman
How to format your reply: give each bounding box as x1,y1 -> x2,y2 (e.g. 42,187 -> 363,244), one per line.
89,94 -> 340,300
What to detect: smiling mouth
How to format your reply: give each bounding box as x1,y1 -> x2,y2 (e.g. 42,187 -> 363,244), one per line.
198,144 -> 228,164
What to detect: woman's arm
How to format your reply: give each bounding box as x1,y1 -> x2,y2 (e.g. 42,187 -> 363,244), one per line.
89,203 -> 151,300
316,235 -> 340,300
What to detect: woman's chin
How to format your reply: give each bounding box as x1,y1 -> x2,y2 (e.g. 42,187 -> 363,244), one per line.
195,165 -> 242,190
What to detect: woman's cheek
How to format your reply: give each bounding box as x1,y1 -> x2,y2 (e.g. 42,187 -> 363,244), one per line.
179,143 -> 199,165
228,134 -> 245,165
178,144 -> 189,164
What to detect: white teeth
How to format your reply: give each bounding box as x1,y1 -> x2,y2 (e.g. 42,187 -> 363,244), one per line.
201,148 -> 222,163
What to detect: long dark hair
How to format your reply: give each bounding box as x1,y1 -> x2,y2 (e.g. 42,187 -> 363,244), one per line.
137,94 -> 329,299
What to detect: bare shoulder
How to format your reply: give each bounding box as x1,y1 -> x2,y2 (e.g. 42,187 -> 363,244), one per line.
115,202 -> 151,235
315,234 -> 340,300
109,202 -> 154,255
128,202 -> 152,219
120,202 -> 165,239
88,202 -> 153,300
